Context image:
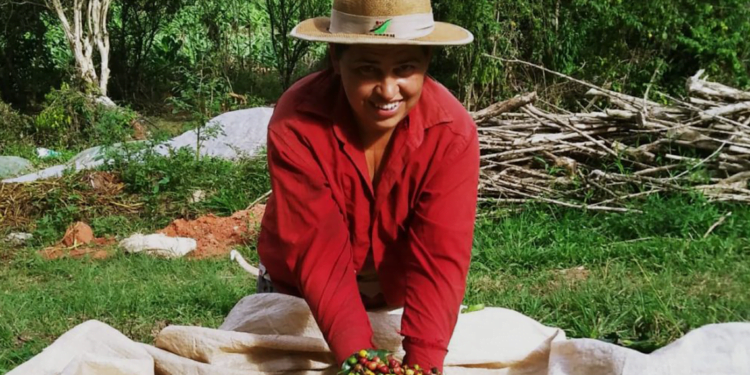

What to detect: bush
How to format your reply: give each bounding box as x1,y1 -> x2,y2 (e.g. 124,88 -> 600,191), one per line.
430,0 -> 750,108
109,147 -> 270,223
0,101 -> 34,155
32,84 -> 138,149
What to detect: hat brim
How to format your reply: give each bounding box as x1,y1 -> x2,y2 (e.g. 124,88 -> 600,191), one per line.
290,17 -> 474,46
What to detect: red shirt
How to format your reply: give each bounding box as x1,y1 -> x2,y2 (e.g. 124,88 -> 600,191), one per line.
258,69 -> 479,370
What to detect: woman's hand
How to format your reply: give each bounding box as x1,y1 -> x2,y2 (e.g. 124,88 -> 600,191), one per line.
341,349 -> 441,375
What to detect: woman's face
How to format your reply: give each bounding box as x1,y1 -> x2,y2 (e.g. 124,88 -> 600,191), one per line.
332,44 -> 431,135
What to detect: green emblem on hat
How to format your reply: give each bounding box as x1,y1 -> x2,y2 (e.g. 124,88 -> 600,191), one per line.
370,19 -> 392,35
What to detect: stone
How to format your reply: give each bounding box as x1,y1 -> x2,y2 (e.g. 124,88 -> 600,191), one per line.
188,190 -> 207,204
119,234 -> 197,258
5,232 -> 33,246
62,222 -> 95,247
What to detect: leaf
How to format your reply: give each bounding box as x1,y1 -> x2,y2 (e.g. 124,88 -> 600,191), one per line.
461,304 -> 486,314
374,349 -> 390,359
340,360 -> 353,375
370,19 -> 392,35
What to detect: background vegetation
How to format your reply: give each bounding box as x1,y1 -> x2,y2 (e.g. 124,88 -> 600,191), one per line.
2,0 -> 749,118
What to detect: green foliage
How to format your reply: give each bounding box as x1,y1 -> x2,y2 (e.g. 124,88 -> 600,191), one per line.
34,84 -> 96,144
0,101 -> 34,155
109,147 -> 270,226
108,0 -> 188,101
3,0 -> 750,114
170,66 -> 232,120
430,0 -> 750,108
120,0 -> 281,109
32,84 -> 137,149
2,148 -> 269,246
264,0 -> 329,89
0,4 -> 67,110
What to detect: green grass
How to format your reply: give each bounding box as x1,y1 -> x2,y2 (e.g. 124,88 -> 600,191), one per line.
466,196 -> 750,352
1,153 -> 749,373
0,251 -> 256,373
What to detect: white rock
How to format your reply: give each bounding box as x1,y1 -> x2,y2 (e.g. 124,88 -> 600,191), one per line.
188,190 -> 207,204
5,232 -> 33,246
119,234 -> 196,258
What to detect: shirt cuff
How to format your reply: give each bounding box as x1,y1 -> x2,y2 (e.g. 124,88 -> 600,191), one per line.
402,337 -> 448,372
329,327 -> 375,365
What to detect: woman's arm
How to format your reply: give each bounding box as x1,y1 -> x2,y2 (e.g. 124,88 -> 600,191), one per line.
259,126 -> 374,364
399,129 -> 480,371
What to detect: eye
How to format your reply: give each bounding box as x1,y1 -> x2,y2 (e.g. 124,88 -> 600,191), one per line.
356,66 -> 377,76
396,64 -> 417,76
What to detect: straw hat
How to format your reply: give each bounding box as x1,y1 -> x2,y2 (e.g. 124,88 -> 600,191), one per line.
290,0 -> 473,46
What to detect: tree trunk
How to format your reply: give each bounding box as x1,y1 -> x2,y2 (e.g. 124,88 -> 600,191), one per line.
46,0 -> 112,98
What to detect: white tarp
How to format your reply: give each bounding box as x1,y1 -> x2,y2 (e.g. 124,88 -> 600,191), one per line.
8,293 -> 750,375
2,107 -> 274,183
0,156 -> 33,179
152,107 -> 273,160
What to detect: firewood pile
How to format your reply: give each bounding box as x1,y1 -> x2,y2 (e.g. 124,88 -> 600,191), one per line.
472,69 -> 750,212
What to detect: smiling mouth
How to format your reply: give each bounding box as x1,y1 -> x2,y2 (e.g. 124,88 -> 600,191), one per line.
371,101 -> 402,111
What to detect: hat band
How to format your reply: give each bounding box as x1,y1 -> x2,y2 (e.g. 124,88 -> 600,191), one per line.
329,9 -> 435,39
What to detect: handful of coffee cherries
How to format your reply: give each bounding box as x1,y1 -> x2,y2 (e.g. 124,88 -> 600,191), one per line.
340,349 -> 440,375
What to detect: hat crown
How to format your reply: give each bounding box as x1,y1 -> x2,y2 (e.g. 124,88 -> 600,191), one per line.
333,0 -> 433,17
289,0 -> 473,46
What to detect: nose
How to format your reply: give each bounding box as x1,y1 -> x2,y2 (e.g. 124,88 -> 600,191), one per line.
376,74 -> 399,102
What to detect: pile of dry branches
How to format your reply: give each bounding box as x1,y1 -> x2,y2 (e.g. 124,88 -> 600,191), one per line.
0,171 -> 142,230
473,66 -> 750,212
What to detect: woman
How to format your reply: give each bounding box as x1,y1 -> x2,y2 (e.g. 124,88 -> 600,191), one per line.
257,0 -> 479,372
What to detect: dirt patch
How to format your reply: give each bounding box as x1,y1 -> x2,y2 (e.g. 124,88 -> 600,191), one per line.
558,266 -> 590,283
158,205 -> 265,258
469,274 -> 509,293
83,171 -> 125,194
131,119 -> 148,140
40,241 -> 114,260
543,266 -> 591,291
14,334 -> 33,347
40,221 -> 115,260
0,247 -> 16,262
150,320 -> 172,341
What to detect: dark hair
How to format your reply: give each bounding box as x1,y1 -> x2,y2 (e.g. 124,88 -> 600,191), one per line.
332,43 -> 350,59
331,43 -> 432,59
316,44 -> 434,72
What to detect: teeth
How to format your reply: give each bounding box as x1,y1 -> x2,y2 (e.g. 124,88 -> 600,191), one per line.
375,102 -> 400,111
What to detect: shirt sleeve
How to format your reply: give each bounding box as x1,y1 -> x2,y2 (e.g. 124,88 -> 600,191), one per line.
400,129 -> 480,371
263,126 -> 374,364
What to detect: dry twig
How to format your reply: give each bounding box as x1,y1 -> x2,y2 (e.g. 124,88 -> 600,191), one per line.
475,57 -> 750,209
